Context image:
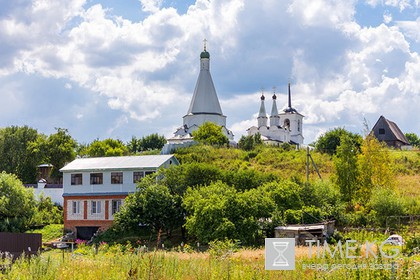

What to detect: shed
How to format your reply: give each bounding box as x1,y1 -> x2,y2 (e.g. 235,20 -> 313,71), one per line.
274,221 -> 335,245
371,116 -> 410,149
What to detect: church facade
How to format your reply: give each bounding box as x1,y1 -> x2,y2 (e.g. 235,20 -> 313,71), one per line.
247,83 -> 304,146
167,43 -> 234,144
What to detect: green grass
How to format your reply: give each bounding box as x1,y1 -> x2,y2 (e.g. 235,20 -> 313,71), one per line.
0,245 -> 418,279
26,224 -> 64,243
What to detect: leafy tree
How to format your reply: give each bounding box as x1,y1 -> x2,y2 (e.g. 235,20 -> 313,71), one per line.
183,181 -> 273,245
126,136 -> 140,154
333,134 -> 360,205
369,188 -> 405,227
315,128 -> 362,155
0,172 -> 36,232
0,126 -> 45,183
238,133 -> 262,151
32,194 -> 63,225
139,133 -> 167,151
45,128 -> 77,179
114,175 -> 183,236
192,122 -> 229,146
357,135 -> 395,204
405,132 -> 420,147
85,138 -> 128,157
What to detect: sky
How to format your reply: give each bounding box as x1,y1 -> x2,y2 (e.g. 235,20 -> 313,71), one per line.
1,0 -> 420,145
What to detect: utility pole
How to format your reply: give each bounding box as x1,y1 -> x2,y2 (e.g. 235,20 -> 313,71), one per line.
306,147 -> 322,182
306,147 -> 310,182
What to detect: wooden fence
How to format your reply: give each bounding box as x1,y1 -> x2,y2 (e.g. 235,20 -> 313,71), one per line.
0,232 -> 42,260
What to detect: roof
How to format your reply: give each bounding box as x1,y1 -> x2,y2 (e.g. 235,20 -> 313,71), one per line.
275,224 -> 325,231
186,49 -> 223,116
372,115 -> 409,144
60,155 -> 177,172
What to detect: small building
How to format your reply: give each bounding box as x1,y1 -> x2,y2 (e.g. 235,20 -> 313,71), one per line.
371,115 -> 410,149
275,221 -> 335,245
25,164 -> 64,206
60,154 -> 178,240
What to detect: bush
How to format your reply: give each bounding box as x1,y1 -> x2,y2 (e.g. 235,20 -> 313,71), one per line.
369,188 -> 405,227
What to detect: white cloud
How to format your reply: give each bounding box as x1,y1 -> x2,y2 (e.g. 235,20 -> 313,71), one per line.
0,0 -> 420,144
396,17 -> 420,42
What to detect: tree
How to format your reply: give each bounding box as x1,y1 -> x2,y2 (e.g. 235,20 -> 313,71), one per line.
405,132 -> 420,147
333,134 -> 360,205
192,122 -> 229,146
85,138 -> 128,157
315,128 -> 362,155
238,133 -> 262,151
139,133 -> 167,151
0,172 -> 36,232
183,181 -> 273,245
114,175 -> 183,236
45,128 -> 77,179
126,136 -> 140,154
357,135 -> 395,204
32,194 -> 63,225
0,126 -> 45,183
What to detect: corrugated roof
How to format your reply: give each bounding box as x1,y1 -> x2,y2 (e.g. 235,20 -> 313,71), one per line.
60,155 -> 176,172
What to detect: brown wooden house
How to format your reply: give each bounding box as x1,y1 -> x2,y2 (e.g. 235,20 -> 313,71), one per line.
371,115 -> 410,148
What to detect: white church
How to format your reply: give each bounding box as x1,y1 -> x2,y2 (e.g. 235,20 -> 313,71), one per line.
162,42 -> 303,154
247,84 -> 304,146
166,42 -> 234,145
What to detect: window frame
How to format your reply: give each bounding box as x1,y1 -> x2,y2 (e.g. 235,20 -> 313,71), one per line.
71,173 -> 83,185
111,199 -> 122,215
72,201 -> 81,214
133,171 -> 144,183
91,200 -> 102,214
111,172 -> 123,184
90,173 -> 103,185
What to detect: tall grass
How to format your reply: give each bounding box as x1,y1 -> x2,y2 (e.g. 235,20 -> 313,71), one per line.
0,245 -> 418,279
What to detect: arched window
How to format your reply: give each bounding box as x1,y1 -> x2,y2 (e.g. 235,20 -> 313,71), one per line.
284,119 -> 290,130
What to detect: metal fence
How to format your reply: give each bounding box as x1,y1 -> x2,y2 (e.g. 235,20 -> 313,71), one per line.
0,232 -> 42,259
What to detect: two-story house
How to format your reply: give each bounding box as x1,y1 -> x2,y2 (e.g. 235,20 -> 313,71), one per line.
60,154 -> 178,240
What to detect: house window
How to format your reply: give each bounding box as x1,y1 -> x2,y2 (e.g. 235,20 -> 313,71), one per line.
91,201 -> 101,214
71,174 -> 82,185
297,120 -> 301,132
379,128 -> 385,135
145,171 -> 155,176
111,172 -> 123,184
72,201 -> 81,214
112,200 -> 122,215
90,173 -> 103,185
133,171 -> 144,183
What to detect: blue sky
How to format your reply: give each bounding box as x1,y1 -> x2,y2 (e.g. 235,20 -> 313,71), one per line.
1,0 -> 420,144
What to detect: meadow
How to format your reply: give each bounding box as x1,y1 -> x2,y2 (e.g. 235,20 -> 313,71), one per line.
0,241 -> 418,280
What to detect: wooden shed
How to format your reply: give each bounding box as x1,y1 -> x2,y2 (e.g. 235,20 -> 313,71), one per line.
371,116 -> 410,149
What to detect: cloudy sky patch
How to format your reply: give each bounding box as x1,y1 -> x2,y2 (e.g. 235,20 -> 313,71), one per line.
0,0 -> 419,144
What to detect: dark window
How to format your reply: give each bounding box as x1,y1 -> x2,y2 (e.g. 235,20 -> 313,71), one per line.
71,174 -> 82,185
379,128 -> 385,135
90,173 -> 103,185
91,201 -> 101,214
111,172 -> 123,184
133,171 -> 144,183
145,171 -> 155,176
72,201 -> 81,214
112,200 -> 122,215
